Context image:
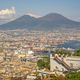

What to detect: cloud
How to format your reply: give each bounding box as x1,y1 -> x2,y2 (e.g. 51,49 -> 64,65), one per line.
0,7 -> 16,20
26,12 -> 41,18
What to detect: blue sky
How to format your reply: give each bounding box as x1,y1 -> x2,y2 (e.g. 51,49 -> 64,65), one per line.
0,0 -> 80,22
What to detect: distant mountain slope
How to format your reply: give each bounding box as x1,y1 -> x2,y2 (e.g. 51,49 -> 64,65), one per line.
0,15 -> 37,30
0,13 -> 80,31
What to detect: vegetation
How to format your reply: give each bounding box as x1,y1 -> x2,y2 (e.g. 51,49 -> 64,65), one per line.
37,56 -> 50,70
65,72 -> 80,80
54,49 -> 72,56
54,48 -> 80,57
35,71 -> 80,80
73,49 -> 80,56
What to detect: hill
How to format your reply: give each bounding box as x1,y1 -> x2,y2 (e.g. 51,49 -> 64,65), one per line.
0,13 -> 80,31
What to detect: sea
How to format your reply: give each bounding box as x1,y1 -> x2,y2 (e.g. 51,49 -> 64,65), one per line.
57,40 -> 80,49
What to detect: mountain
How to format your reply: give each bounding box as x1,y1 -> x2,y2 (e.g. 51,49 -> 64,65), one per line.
0,13 -> 80,31
0,15 -> 37,30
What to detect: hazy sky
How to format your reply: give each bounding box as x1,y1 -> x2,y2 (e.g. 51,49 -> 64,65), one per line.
0,0 -> 80,22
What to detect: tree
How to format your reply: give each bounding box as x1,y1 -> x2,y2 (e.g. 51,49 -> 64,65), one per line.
43,56 -> 50,70
74,49 -> 80,56
37,59 -> 45,69
65,72 -> 80,80
37,56 -> 50,70
54,49 -> 72,57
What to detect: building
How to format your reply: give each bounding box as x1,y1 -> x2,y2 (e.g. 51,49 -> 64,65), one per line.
50,54 -> 80,72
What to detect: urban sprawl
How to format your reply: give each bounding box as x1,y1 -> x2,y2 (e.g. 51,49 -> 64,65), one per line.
0,29 -> 80,80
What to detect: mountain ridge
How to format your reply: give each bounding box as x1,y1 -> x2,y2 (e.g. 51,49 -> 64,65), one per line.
0,13 -> 80,31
